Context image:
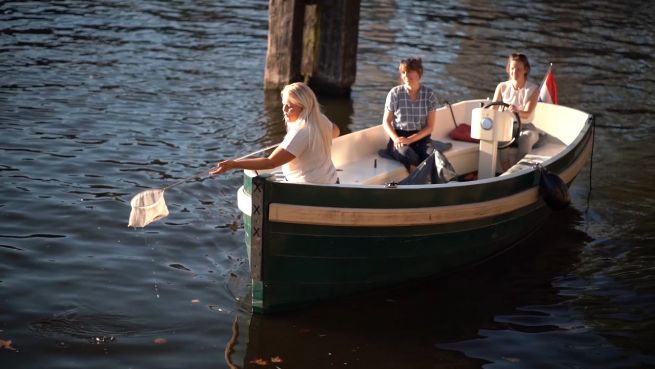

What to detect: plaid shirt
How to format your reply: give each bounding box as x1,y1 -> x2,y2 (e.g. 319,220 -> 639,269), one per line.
385,84 -> 437,131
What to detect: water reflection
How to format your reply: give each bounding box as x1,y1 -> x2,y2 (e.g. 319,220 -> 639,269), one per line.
261,88 -> 355,138
229,208 -> 596,368
261,89 -> 286,143
318,96 -> 355,134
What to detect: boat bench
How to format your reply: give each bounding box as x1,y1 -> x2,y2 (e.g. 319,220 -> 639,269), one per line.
500,135 -> 567,176
337,155 -> 407,185
337,138 -> 480,185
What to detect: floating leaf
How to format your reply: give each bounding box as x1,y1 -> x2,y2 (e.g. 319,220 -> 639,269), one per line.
191,299 -> 200,304
249,358 -> 267,366
0,339 -> 16,351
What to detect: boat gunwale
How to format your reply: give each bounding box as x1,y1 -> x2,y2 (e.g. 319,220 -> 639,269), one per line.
264,133 -> 592,227
238,103 -> 593,227
243,109 -> 592,188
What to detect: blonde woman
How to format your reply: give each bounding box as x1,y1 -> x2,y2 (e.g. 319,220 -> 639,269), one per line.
209,82 -> 340,184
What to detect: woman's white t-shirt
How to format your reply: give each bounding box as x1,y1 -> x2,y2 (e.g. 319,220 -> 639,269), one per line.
499,80 -> 538,123
280,120 -> 338,184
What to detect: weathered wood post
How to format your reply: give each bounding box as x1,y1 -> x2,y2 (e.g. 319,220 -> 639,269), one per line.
264,0 -> 360,96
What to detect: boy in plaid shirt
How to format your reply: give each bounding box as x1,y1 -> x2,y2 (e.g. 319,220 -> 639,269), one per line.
382,57 -> 438,171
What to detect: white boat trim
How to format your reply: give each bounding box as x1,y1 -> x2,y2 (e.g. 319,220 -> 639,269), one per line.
268,187 -> 539,227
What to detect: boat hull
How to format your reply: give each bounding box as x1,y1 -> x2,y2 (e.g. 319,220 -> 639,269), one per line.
246,201 -> 548,313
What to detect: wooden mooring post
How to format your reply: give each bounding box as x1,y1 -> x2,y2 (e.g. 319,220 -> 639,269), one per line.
264,0 -> 360,96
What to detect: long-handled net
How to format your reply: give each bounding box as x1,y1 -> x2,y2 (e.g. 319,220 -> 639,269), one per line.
128,143 -> 279,228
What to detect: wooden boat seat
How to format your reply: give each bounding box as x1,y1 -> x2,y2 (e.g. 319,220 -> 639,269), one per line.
437,139 -> 479,175
337,154 -> 407,185
336,138 -> 479,185
500,135 -> 567,176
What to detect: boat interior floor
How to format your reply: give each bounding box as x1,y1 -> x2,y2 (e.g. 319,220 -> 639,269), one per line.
335,138 -> 481,185
500,134 -> 566,176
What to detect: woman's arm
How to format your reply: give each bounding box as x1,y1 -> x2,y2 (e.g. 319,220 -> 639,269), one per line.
209,147 -> 295,176
492,83 -> 504,110
515,88 -> 539,120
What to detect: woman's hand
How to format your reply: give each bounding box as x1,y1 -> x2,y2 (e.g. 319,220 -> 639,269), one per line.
209,160 -> 234,176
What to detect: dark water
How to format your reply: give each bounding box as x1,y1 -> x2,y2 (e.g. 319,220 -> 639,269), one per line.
1,1 -> 654,368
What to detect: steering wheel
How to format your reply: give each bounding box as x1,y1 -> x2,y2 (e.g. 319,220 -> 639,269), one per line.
482,101 -> 521,149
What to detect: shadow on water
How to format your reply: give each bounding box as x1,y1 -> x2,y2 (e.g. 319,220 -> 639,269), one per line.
319,96 -> 356,135
261,90 -> 287,144
226,208 -> 596,368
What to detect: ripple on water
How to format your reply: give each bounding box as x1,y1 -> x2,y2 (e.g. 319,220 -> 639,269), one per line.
1,1 -> 654,368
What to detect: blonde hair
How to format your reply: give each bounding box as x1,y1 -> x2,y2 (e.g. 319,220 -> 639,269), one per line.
281,82 -> 332,157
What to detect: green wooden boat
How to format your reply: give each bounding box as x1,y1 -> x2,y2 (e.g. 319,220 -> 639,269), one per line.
236,99 -> 593,314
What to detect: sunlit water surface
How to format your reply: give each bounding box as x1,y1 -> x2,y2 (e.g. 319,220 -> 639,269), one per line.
1,1 -> 653,368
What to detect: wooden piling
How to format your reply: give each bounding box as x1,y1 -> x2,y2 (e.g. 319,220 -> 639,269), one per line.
264,0 -> 360,96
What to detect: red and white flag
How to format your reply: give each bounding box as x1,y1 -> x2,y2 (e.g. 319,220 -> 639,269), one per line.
538,65 -> 558,104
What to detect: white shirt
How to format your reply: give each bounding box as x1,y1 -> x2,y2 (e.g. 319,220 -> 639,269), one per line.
280,119 -> 338,184
499,80 -> 538,123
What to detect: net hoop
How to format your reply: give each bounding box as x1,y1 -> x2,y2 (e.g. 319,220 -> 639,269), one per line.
130,189 -> 165,210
